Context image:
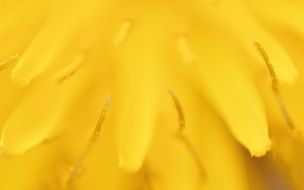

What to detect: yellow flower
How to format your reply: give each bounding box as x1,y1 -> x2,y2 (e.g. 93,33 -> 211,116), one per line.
0,0 -> 303,189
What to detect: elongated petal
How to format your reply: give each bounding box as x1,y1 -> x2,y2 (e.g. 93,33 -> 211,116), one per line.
0,0 -> 49,58
113,12 -> 166,172
0,62 -> 95,155
183,29 -> 271,156
11,0 -> 113,85
166,81 -> 251,190
0,70 -> 26,128
190,0 -> 298,84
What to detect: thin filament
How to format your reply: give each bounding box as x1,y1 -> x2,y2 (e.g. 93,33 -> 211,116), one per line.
168,89 -> 206,178
66,96 -> 112,186
254,42 -> 296,131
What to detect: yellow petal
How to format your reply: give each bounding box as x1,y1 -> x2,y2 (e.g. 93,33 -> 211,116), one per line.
0,141 -> 58,190
191,0 -> 298,84
0,69 -> 26,128
178,28 -> 271,156
0,61 -> 96,155
11,0 -> 112,85
113,12 -> 165,172
165,81 -> 251,190
0,0 -> 49,58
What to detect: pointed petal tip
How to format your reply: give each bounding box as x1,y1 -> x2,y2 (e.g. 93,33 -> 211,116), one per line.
118,153 -> 143,173
249,140 -> 272,157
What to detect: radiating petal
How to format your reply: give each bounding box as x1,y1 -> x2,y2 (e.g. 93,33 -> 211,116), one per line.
113,11 -> 166,172
0,61 -> 96,155
174,28 -> 271,156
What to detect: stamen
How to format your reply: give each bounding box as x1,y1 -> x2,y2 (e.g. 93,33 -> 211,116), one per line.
0,55 -> 19,71
114,19 -> 133,47
254,42 -> 297,131
53,53 -> 85,83
66,96 -> 112,186
168,89 -> 206,178
168,90 -> 185,131
176,35 -> 196,64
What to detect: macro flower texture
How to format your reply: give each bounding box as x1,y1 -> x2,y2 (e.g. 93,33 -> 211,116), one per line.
1,0 -> 304,189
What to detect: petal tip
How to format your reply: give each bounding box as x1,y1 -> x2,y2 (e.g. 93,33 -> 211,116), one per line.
118,154 -> 143,173
249,140 -> 272,157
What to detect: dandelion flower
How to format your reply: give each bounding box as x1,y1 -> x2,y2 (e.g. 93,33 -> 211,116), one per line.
0,0 -> 303,189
